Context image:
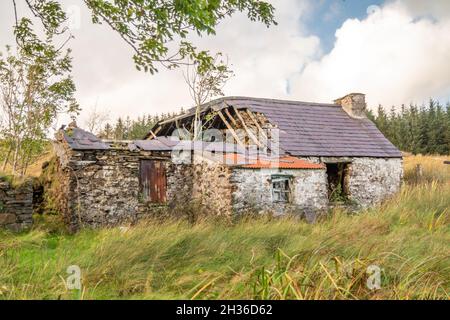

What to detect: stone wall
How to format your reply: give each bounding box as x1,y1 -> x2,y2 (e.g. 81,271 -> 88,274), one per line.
230,168 -> 328,218
348,158 -> 403,207
52,133 -> 402,231
0,177 -> 33,231
192,161 -> 234,216
53,141 -> 187,231
297,156 -> 403,207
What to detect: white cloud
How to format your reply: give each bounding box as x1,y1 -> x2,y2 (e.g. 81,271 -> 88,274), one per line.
1,0 -> 450,127
289,0 -> 450,108
395,0 -> 450,20
62,0 -> 319,124
0,0 -> 319,125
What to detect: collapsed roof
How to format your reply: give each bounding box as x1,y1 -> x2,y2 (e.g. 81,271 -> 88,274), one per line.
147,96 -> 402,158
61,127 -> 246,153
63,127 -> 110,150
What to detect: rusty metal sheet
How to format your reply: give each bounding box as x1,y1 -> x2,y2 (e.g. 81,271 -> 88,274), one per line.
140,160 -> 167,203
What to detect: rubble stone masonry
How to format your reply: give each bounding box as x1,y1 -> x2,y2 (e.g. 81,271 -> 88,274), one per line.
0,177 -> 33,231
230,168 -> 328,219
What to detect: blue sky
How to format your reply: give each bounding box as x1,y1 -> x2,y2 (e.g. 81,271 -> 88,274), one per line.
304,0 -> 385,53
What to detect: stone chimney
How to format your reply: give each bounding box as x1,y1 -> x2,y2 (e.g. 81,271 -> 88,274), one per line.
334,93 -> 366,119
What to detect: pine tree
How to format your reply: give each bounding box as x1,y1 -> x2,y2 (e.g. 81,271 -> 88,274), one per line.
369,100 -> 450,155
114,118 -> 125,140
102,123 -> 113,139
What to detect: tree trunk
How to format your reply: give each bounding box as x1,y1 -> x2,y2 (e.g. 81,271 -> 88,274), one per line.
193,104 -> 202,141
22,148 -> 32,176
2,146 -> 12,171
12,138 -> 21,176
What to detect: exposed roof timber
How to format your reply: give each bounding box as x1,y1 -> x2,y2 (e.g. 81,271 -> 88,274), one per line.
155,99 -> 246,127
217,110 -> 246,148
232,106 -> 265,149
223,108 -> 238,126
245,109 -> 268,139
143,96 -> 402,158
146,125 -> 162,140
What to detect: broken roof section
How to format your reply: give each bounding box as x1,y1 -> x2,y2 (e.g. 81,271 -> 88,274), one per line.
60,127 -> 324,169
63,128 -> 110,150
148,96 -> 402,158
61,127 -> 246,153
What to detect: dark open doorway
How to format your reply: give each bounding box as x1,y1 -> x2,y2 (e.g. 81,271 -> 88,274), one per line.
325,163 -> 350,202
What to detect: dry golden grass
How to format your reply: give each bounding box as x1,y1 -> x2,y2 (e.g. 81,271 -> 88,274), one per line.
0,155 -> 448,300
403,154 -> 450,184
0,145 -> 54,179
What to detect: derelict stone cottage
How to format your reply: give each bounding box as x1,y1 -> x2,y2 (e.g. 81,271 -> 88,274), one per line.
52,93 -> 403,231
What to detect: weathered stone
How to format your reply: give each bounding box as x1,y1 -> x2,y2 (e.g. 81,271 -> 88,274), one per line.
231,167 -> 328,216
51,120 -> 403,231
0,177 -> 33,231
348,158 -> 403,207
0,213 -> 17,224
6,223 -> 22,232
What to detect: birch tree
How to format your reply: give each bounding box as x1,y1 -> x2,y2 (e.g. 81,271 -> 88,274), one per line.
183,53 -> 233,140
0,45 -> 78,175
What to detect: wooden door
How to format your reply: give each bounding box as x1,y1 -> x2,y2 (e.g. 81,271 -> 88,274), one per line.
139,160 -> 167,203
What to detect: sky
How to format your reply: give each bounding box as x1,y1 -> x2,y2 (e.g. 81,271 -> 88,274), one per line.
0,0 -> 450,127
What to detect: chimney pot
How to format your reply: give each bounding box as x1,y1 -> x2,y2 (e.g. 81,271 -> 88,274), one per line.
334,93 -> 366,119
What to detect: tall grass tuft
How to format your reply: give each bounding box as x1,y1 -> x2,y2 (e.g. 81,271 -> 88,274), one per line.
0,156 -> 449,300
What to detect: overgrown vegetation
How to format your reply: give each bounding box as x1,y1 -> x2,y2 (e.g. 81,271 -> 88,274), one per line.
0,156 -> 448,300
0,41 -> 78,176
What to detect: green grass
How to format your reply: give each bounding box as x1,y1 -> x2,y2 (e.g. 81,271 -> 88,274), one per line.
0,156 -> 449,300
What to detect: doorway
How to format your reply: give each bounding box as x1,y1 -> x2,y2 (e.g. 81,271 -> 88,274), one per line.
325,162 -> 350,202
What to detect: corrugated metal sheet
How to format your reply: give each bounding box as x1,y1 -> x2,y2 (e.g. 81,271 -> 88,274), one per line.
223,154 -> 325,169
242,156 -> 325,169
158,96 -> 401,158
133,138 -> 175,151
62,128 -> 247,154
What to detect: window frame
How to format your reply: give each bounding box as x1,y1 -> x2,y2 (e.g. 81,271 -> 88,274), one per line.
271,175 -> 292,203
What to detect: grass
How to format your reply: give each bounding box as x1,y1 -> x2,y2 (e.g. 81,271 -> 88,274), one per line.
0,155 -> 449,300
0,143 -> 54,178
403,154 -> 450,183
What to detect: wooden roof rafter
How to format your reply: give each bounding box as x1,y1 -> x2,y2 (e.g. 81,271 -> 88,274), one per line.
217,110 -> 246,148
231,106 -> 266,149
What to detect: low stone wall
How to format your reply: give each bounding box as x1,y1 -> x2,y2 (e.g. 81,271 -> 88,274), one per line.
230,168 -> 328,218
0,177 -> 33,231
